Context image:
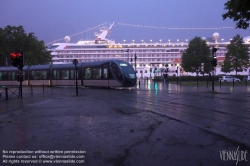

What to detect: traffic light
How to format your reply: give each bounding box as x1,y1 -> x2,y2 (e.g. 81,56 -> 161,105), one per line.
17,74 -> 23,82
212,58 -> 217,67
9,52 -> 23,70
10,52 -> 18,67
212,47 -> 218,53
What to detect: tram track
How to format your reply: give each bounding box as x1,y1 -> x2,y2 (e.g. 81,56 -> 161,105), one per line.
87,88 -> 250,146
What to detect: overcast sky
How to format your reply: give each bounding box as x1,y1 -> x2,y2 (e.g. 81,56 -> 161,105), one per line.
0,0 -> 249,45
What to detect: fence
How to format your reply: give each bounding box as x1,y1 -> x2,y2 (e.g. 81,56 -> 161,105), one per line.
0,86 -> 20,100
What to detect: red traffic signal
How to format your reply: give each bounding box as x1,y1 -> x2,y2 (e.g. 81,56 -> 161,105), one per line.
10,52 -> 17,59
9,52 -> 24,69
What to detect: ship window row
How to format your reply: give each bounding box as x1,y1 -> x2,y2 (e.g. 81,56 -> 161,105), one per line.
65,46 -> 107,49
122,45 -> 188,48
56,50 -> 179,53
55,54 -> 180,58
54,58 -> 178,63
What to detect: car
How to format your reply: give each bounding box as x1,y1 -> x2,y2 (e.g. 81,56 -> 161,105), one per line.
243,76 -> 250,81
218,76 -> 241,82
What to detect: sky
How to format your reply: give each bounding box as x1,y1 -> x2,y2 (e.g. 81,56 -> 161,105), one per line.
0,0 -> 249,46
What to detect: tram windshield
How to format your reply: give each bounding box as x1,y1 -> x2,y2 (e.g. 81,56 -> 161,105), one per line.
119,62 -> 135,79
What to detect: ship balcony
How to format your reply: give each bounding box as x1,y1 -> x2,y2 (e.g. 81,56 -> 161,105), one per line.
51,52 -> 58,55
52,57 -> 60,60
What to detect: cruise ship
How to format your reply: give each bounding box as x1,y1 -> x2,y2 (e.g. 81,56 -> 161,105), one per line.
48,23 -> 250,77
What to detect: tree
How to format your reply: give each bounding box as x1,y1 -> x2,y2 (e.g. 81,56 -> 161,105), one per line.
221,59 -> 232,73
0,25 -> 51,66
181,37 -> 212,76
223,34 -> 249,75
222,0 -> 250,29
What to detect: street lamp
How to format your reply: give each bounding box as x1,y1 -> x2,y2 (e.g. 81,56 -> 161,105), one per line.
160,39 -> 162,43
123,40 -> 126,44
150,39 -> 152,43
121,49 -> 130,62
134,52 -> 137,74
141,40 -> 143,43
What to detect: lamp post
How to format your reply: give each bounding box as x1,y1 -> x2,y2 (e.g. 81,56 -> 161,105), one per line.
121,49 -> 130,62
134,52 -> 137,73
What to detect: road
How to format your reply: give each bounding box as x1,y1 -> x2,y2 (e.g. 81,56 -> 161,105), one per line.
0,81 -> 250,166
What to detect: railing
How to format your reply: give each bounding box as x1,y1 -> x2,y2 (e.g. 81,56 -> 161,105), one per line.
0,87 -> 20,100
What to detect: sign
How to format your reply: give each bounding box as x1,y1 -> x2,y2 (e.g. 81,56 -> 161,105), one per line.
73,59 -> 78,66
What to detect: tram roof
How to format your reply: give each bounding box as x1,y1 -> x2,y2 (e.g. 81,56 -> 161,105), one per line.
0,66 -> 29,71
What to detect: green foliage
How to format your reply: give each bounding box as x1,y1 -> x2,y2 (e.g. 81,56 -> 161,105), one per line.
181,37 -> 212,76
221,59 -> 232,73
222,34 -> 249,75
0,25 -> 51,66
222,0 -> 250,29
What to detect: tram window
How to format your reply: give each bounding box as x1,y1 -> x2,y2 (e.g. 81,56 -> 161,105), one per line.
103,68 -> 108,79
93,68 -> 101,79
85,68 -> 92,79
0,72 -> 8,80
62,70 -> 69,79
119,62 -> 134,73
70,70 -> 75,79
11,72 -> 16,80
31,71 -> 47,80
53,70 -> 60,80
111,62 -> 123,81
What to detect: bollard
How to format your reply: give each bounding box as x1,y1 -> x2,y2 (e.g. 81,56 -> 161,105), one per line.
139,80 -> 140,87
43,83 -> 44,93
5,88 -> 8,100
31,84 -> 33,95
220,79 -> 221,88
19,86 -> 21,97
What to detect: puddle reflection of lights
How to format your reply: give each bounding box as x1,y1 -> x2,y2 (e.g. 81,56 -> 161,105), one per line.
148,82 -> 151,90
154,83 -> 158,94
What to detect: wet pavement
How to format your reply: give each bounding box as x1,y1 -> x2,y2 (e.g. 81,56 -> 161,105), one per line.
0,81 -> 250,166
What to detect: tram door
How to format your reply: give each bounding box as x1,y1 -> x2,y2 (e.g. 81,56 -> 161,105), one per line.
102,68 -> 109,86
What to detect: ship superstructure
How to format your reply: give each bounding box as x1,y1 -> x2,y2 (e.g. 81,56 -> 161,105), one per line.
48,23 -> 250,77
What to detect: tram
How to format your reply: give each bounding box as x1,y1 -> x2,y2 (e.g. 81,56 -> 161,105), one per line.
0,60 -> 137,87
